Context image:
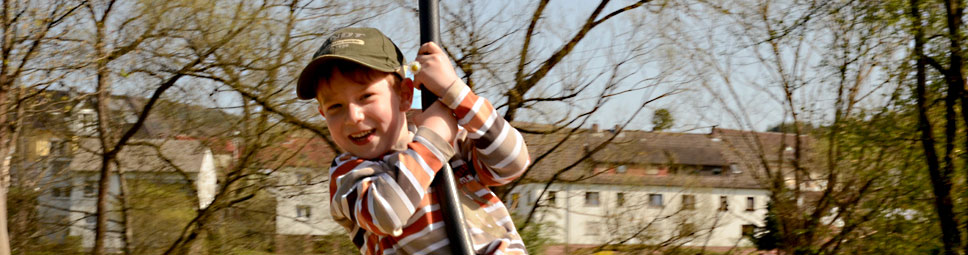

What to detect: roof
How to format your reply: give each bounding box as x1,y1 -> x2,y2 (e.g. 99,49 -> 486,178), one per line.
712,128 -> 816,169
67,92 -> 239,139
588,131 -> 730,166
516,127 -> 784,189
69,139 -> 209,173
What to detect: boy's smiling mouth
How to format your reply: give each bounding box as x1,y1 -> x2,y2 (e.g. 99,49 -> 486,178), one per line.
348,129 -> 375,145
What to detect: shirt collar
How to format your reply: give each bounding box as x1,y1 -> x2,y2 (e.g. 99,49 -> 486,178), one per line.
390,123 -> 415,152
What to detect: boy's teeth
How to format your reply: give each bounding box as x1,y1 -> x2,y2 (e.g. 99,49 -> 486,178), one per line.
351,130 -> 373,139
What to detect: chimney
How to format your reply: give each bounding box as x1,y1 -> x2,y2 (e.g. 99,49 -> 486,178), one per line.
614,124 -> 621,133
709,125 -> 722,142
591,123 -> 600,133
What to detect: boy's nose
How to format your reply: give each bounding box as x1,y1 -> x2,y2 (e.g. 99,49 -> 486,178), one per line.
347,104 -> 365,123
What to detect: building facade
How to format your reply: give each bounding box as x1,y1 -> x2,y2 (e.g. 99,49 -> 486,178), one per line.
505,126 -> 778,253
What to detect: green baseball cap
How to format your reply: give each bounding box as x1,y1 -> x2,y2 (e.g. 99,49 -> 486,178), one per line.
296,27 -> 405,100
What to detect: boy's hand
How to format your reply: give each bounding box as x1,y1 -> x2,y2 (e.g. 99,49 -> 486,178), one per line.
413,42 -> 460,97
413,101 -> 458,144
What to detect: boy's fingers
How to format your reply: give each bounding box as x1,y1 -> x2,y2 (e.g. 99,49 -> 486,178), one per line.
410,76 -> 427,91
418,42 -> 443,55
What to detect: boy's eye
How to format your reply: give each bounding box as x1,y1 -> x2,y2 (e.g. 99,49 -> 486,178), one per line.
327,104 -> 342,111
361,93 -> 374,100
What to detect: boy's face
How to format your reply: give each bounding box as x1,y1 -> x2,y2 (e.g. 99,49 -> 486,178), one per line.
316,70 -> 413,160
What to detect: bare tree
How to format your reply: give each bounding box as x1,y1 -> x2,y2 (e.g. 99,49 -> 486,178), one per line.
65,0 -> 272,253
0,0 -> 84,253
670,0 -> 953,254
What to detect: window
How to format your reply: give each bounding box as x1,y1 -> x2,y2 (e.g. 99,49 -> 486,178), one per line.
719,196 -> 729,211
80,112 -> 96,125
746,197 -> 755,211
51,140 -> 69,156
296,205 -> 312,220
585,221 -> 600,236
83,181 -> 97,198
616,192 -> 626,207
682,195 -> 696,210
648,194 -> 663,207
52,187 -> 71,198
616,165 -> 627,173
585,192 -> 600,206
742,224 -> 756,237
36,140 -> 51,157
547,191 -> 557,206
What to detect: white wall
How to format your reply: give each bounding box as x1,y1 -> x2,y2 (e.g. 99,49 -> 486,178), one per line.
509,183 -> 769,248
66,173 -> 123,251
196,149 -> 216,209
273,168 -> 343,236
42,169 -> 206,251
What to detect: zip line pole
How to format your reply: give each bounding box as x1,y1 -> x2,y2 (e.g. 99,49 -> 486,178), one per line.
419,0 -> 475,254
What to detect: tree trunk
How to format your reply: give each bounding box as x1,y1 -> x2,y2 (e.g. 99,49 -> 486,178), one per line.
116,163 -> 133,255
93,53 -> 113,255
942,2 -> 968,253
912,1 -> 961,254
0,77 -> 9,255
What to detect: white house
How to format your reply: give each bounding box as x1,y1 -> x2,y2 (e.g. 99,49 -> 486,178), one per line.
262,137 -> 344,237
271,166 -> 343,236
507,127 -> 774,253
37,139 -> 217,251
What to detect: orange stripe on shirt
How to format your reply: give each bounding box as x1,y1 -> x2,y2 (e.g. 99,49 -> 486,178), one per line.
356,180 -> 389,236
472,151 -> 504,187
464,180 -> 502,206
409,141 -> 443,171
464,100 -> 494,133
330,159 -> 364,199
366,233 -> 379,255
399,207 -> 443,238
379,235 -> 395,253
453,92 -> 480,120
398,152 -> 432,187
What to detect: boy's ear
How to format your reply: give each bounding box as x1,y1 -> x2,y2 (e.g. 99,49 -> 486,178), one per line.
317,104 -> 326,118
398,78 -> 415,111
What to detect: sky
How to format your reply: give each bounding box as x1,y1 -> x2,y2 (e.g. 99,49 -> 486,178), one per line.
92,0 -> 889,134
45,0 -> 904,132
358,0 -> 719,132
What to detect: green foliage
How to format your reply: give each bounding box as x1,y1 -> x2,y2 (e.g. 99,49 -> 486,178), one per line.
8,187 -> 84,254
765,121 -> 817,134
515,216 -> 553,255
651,108 -> 674,131
750,200 -> 781,251
127,180 -> 198,254
20,236 -> 83,255
202,189 -> 277,254
310,234 -> 358,254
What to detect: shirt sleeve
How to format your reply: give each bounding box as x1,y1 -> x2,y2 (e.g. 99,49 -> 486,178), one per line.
328,127 -> 455,236
439,80 -> 530,186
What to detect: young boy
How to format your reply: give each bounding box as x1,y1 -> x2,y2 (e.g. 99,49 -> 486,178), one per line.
296,27 -> 530,254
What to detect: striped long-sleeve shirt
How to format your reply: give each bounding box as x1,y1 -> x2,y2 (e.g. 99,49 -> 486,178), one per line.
329,80 -> 531,255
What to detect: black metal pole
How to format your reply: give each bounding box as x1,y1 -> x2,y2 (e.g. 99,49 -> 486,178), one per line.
418,0 -> 441,110
419,1 -> 475,254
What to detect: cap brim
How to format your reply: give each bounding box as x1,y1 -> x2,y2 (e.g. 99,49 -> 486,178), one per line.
296,55 -> 399,100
